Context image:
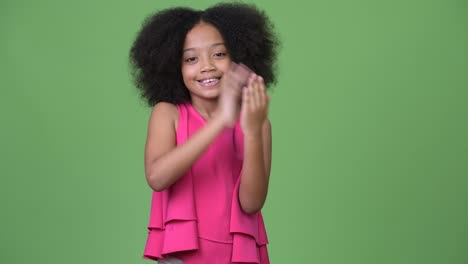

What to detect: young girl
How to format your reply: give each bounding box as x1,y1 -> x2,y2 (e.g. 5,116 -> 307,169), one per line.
129,3 -> 279,264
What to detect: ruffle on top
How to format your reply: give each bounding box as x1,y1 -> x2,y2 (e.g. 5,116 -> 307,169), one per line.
143,103 -> 269,263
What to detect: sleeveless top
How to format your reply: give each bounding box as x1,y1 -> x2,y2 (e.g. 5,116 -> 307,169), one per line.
143,103 -> 269,263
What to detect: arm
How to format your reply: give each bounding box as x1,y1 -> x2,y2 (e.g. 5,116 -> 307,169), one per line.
239,120 -> 272,214
144,102 -> 227,191
238,74 -> 272,214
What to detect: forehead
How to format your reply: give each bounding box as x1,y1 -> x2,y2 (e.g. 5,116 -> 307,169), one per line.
183,22 -> 225,49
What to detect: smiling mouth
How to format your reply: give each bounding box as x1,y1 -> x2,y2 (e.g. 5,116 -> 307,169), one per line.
198,78 -> 220,87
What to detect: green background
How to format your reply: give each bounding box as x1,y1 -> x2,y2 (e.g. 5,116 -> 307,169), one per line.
1,0 -> 467,263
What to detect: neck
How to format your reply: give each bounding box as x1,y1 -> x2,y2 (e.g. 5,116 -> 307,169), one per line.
190,97 -> 218,120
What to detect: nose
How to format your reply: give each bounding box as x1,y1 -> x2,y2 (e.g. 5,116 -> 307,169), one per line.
200,57 -> 216,73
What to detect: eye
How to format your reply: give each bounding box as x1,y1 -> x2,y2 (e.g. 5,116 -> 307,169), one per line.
184,57 -> 197,63
213,52 -> 227,58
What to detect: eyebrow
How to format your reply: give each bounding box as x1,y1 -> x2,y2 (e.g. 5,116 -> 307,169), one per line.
183,42 -> 225,52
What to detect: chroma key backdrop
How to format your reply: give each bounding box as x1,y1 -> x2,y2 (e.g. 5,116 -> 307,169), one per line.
1,0 -> 467,263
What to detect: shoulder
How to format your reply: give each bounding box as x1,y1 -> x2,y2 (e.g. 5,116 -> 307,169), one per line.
148,102 -> 179,130
151,102 -> 178,116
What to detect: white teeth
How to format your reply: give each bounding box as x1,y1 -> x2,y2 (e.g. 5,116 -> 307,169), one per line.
200,78 -> 218,83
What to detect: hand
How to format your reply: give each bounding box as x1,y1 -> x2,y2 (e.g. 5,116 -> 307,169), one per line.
241,74 -> 270,136
218,63 -> 253,127
223,62 -> 252,88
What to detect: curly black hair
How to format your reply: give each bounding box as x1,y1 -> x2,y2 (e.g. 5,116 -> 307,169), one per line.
129,2 -> 279,106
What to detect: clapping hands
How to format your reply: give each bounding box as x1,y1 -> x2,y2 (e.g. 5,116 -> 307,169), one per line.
218,62 -> 269,132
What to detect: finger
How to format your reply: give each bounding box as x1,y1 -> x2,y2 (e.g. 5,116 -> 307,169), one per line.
253,76 -> 261,109
258,76 -> 266,107
247,75 -> 254,106
239,86 -> 247,104
247,73 -> 256,87
241,86 -> 249,112
248,77 -> 256,112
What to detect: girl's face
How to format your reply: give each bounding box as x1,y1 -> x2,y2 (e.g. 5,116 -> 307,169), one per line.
181,22 -> 232,102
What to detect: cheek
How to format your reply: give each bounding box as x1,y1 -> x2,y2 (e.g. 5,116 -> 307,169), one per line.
219,60 -> 232,72
181,67 -> 193,82
180,72 -> 191,89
